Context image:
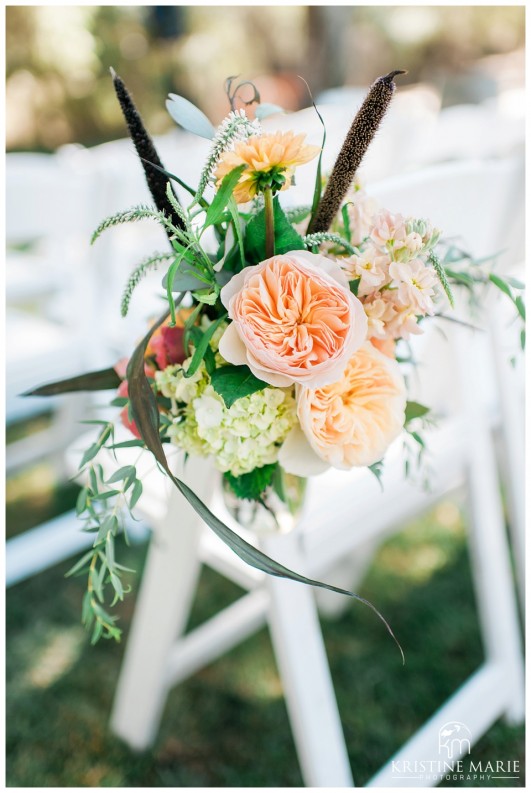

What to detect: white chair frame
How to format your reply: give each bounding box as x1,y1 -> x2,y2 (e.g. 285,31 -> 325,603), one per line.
65,157 -> 524,786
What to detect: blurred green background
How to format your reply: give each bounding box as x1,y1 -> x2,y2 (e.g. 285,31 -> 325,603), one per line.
6,5 -> 525,151
6,4 -> 525,788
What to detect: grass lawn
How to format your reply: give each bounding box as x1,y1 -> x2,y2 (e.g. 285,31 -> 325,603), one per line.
6,466 -> 525,787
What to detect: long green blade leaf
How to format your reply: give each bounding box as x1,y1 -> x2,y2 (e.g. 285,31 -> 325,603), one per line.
23,367 -> 122,397
126,311 -> 403,661
185,314 -> 227,378
204,165 -> 246,229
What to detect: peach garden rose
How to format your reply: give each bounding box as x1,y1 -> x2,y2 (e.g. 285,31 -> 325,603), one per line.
218,250 -> 368,388
279,342 -> 407,475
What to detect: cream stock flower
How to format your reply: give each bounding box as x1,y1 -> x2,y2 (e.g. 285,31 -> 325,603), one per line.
389,258 -> 437,315
279,343 -> 406,475
214,131 -> 320,204
340,246 -> 391,296
219,250 -> 368,388
370,209 -> 408,249
362,292 -> 398,339
340,180 -> 380,245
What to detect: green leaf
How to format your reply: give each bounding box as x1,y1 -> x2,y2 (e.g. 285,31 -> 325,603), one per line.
405,401 -> 430,423
349,278 -> 360,297
307,87 -> 326,230
210,365 -> 268,408
428,251 -> 454,308
91,565 -> 105,602
515,295 -> 525,320
110,572 -> 124,599
165,248 -> 199,323
224,464 -> 277,501
411,431 -> 426,447
107,465 -> 136,484
129,479 -> 143,510
341,204 -> 352,243
245,197 -> 305,263
204,165 -> 247,229
76,486 -> 89,515
162,262 -> 210,293
80,444 -> 101,469
368,460 -> 384,490
506,276 -> 525,290
139,157 -> 207,206
91,620 -> 104,645
185,315 -> 227,378
93,490 -> 120,501
166,93 -> 215,139
95,515 -> 118,546
65,550 -> 94,578
108,439 -> 146,450
227,196 -> 245,268
192,287 -> 219,305
488,273 -> 513,299
106,533 -> 115,568
520,329 -> 526,350
23,367 -> 121,397
125,303 -> 403,660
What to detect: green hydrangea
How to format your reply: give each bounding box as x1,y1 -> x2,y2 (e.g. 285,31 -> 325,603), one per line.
154,322 -> 297,476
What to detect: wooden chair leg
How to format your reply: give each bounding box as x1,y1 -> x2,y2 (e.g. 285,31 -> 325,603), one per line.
110,456 -> 213,750
261,531 -> 354,787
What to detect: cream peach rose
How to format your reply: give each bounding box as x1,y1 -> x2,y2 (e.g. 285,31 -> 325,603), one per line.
279,342 -> 407,474
219,251 -> 368,388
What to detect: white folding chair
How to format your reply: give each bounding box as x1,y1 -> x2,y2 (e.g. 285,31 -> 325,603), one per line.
6,150 -> 102,474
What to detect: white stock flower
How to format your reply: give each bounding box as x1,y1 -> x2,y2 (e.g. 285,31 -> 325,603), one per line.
389,258 -> 437,315
340,246 -> 391,296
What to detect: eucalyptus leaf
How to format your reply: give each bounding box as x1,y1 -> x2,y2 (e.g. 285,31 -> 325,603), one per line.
166,94 -> 215,139
163,267 -> 210,293
107,465 -> 136,484
130,479 -> 143,510
506,276 -> 525,290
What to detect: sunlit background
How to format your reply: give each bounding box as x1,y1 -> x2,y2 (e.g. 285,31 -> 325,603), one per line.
6,5 -> 525,151
6,5 -> 525,788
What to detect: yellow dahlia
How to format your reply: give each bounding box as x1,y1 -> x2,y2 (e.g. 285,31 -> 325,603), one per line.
214,131 -> 320,204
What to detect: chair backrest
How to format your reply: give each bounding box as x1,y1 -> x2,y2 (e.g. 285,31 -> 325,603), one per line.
370,156 -> 524,413
370,156 -> 524,263
6,151 -> 96,246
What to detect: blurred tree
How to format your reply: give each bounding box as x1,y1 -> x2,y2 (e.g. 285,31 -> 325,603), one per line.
306,6 -> 351,95
6,5 -> 524,153
147,6 -> 186,41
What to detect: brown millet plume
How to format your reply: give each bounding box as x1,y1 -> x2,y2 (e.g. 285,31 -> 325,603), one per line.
110,67 -> 184,238
308,70 -> 406,235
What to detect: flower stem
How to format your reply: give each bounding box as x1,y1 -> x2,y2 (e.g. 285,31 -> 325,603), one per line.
264,188 -> 275,258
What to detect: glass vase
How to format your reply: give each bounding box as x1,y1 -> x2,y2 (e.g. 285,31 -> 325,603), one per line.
221,469 -> 307,535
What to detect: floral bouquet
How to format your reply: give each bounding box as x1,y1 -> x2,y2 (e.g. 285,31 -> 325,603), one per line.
27,70 -> 525,646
